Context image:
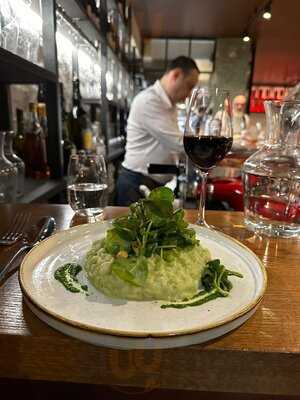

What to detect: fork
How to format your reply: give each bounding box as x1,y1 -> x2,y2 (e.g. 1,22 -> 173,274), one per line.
0,213 -> 31,245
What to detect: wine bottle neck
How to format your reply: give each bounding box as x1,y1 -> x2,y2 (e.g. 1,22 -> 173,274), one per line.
0,132 -> 5,157
28,103 -> 42,134
73,79 -> 82,105
5,131 -> 14,154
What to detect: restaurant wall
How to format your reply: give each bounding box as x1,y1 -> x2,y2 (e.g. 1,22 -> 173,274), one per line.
252,0 -> 300,85
211,38 -> 252,100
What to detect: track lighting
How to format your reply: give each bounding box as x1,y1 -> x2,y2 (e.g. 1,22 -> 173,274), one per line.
262,1 -> 272,20
242,34 -> 251,42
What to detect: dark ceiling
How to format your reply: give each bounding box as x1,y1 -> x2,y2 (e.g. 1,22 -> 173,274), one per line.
130,0 -> 266,38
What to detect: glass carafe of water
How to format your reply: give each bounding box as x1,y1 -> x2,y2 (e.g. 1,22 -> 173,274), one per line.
242,100 -> 300,237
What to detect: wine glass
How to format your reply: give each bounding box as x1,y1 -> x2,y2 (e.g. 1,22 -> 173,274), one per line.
184,88 -> 233,227
67,151 -> 108,222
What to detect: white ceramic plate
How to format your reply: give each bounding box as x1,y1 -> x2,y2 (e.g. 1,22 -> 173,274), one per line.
19,222 -> 267,349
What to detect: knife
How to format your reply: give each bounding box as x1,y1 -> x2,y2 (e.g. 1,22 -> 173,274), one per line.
0,216 -> 56,283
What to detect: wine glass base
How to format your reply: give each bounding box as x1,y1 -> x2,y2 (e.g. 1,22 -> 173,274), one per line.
195,219 -> 211,229
195,220 -> 226,234
70,209 -> 104,227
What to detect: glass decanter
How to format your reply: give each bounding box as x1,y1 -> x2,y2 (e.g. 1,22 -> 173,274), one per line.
5,130 -> 25,196
242,100 -> 300,237
0,131 -> 18,203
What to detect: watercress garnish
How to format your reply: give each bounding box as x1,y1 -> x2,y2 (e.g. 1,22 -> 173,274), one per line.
103,187 -> 198,286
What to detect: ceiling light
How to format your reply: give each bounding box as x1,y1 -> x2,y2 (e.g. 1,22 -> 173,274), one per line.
262,1 -> 272,20
242,35 -> 251,42
262,10 -> 271,19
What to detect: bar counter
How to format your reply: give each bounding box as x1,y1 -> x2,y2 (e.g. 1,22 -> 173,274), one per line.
0,204 -> 300,397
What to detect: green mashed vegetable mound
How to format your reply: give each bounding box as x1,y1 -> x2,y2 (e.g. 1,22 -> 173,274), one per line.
84,187 -> 211,302
85,240 -> 210,301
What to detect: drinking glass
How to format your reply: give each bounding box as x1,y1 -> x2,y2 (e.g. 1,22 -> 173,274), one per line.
67,152 -> 108,221
184,87 -> 233,227
1,0 -> 19,54
243,100 -> 300,237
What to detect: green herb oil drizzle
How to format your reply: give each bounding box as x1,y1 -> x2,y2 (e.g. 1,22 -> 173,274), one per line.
54,263 -> 88,294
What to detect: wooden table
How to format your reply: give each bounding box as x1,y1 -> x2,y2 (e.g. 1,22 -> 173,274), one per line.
0,204 -> 300,398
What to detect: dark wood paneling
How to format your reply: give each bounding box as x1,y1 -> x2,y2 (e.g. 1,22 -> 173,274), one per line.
131,0 -> 263,38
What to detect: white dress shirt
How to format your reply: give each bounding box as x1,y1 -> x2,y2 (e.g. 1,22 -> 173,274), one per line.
122,80 -> 183,183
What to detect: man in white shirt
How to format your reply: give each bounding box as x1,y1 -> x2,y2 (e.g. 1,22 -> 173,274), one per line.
116,56 -> 200,205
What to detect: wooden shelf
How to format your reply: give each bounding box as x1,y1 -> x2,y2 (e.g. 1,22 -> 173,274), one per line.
0,48 -> 57,84
18,178 -> 66,204
82,98 -> 102,105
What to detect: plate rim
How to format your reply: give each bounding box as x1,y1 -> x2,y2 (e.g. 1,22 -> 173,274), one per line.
19,221 -> 267,338
23,294 -> 259,349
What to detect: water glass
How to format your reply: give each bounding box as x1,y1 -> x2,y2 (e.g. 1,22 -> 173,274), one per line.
67,152 -> 108,220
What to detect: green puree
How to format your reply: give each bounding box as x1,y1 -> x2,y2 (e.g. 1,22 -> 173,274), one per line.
54,263 -> 88,294
161,259 -> 243,309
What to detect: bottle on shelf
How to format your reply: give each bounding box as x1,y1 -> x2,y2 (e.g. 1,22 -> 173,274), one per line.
4,131 -> 25,196
70,76 -> 86,151
70,77 -> 94,153
89,104 -> 104,155
60,83 -> 76,175
37,83 -> 46,105
37,103 -> 48,139
24,102 -> 50,180
37,83 -> 48,139
14,108 -> 25,159
91,119 -> 106,156
81,112 -> 93,153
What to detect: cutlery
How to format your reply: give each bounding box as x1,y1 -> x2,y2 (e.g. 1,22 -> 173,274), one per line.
0,216 -> 56,283
0,212 -> 31,245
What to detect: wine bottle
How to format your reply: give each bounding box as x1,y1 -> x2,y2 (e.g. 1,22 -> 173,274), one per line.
70,77 -> 87,150
37,83 -> 46,104
60,83 -> 76,174
81,112 -> 93,153
37,103 -> 48,138
24,102 -> 50,179
14,108 -> 25,158
37,83 -> 48,143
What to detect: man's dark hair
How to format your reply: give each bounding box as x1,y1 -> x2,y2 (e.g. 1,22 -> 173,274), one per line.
165,56 -> 200,75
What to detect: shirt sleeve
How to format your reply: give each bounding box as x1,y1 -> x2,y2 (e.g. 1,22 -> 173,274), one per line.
245,114 -> 251,128
140,96 -> 183,152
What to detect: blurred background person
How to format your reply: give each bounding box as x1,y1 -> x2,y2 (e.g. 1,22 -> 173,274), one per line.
232,94 -> 250,141
116,56 -> 200,206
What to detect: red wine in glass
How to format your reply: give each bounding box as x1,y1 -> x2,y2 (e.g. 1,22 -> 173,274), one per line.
184,135 -> 233,171
184,88 -> 233,227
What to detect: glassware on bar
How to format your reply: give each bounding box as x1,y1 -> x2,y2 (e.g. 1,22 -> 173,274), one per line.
1,0 -> 43,65
243,100 -> 300,237
56,10 -> 78,112
183,87 -> 233,227
78,43 -> 101,100
0,131 -> 18,203
4,131 -> 25,196
67,152 -> 108,221
0,0 -> 19,54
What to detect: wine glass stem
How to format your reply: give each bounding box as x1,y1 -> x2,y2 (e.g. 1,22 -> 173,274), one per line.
197,171 -> 209,227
